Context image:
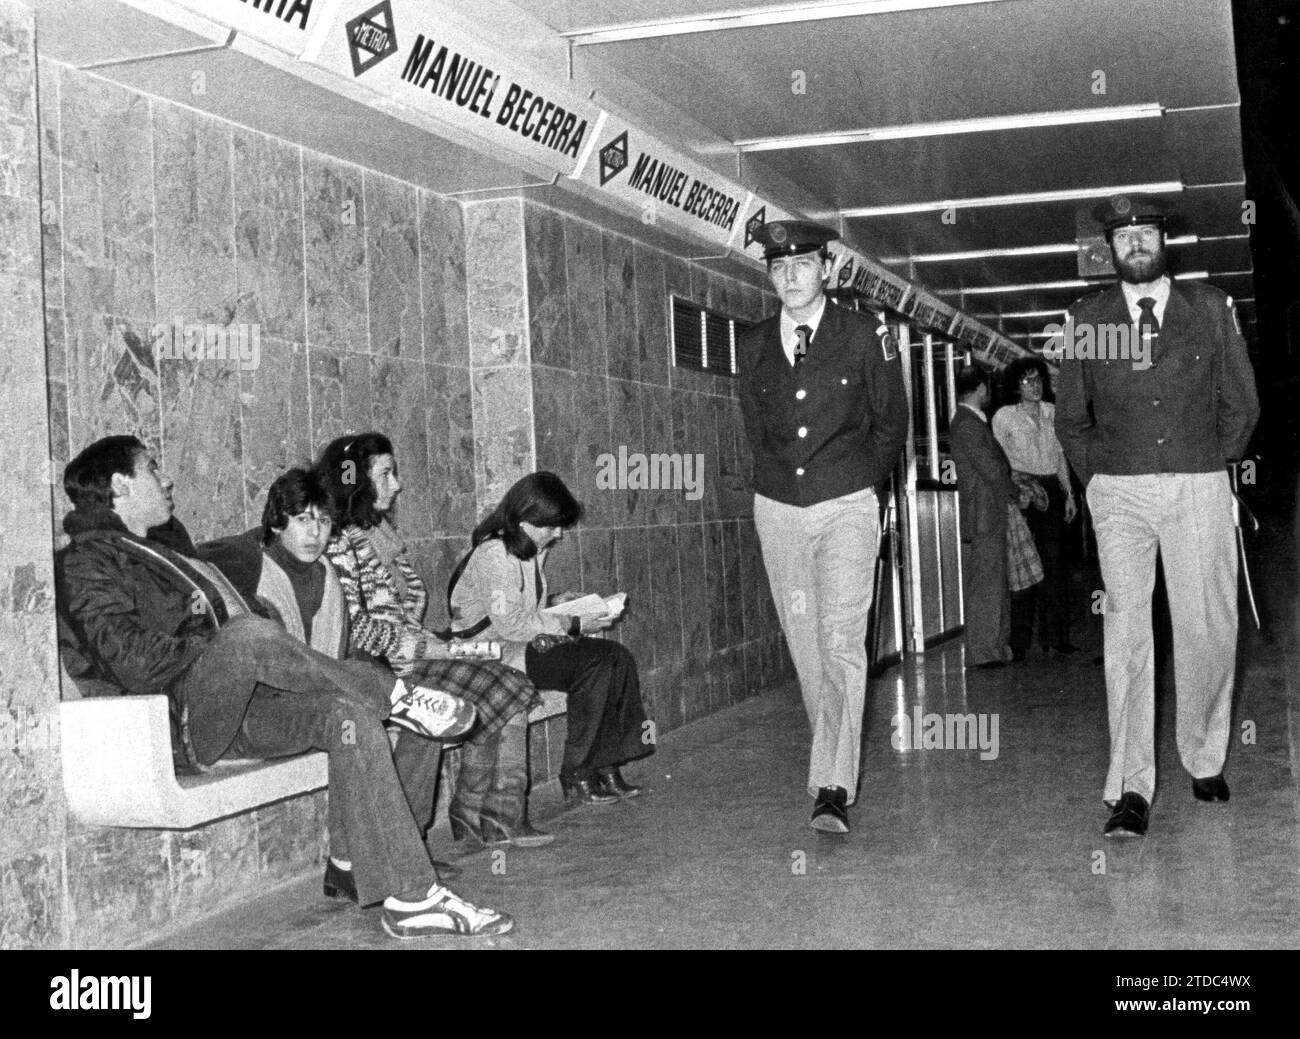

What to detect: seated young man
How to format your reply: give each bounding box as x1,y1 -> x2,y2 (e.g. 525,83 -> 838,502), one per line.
55,435 -> 512,939
199,467 -> 467,887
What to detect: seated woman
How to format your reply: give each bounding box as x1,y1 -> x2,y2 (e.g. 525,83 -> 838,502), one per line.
316,433 -> 550,849
450,471 -> 653,806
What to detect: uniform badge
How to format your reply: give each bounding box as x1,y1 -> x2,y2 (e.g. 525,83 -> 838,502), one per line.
1227,296 -> 1243,336
876,324 -> 897,361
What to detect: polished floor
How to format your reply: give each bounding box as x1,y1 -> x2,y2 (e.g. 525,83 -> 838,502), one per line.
155,563 -> 1300,950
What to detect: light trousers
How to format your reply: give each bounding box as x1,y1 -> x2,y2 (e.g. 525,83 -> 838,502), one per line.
754,489 -> 879,804
1086,472 -> 1238,804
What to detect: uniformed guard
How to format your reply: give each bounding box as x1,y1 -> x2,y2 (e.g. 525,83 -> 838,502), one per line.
738,219 -> 909,833
1056,195 -> 1260,838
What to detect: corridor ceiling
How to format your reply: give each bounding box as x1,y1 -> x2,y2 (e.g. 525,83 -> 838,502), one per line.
513,0 -> 1256,346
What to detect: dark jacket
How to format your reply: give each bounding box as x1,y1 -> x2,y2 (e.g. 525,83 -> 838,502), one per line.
55,507 -> 242,768
1056,280 -> 1260,486
739,300 -> 909,506
949,405 -> 1016,540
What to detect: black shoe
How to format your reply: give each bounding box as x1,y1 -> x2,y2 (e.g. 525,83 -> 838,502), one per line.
596,767 -> 643,799
969,660 -> 1006,670
810,786 -> 849,834
1050,643 -> 1080,654
561,775 -> 619,805
1192,774 -> 1230,802
323,858 -> 358,903
479,816 -> 556,848
1103,792 -> 1150,838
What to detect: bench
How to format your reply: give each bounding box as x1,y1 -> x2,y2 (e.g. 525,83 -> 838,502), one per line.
60,689 -> 568,829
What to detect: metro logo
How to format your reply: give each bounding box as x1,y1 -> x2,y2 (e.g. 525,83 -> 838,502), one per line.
346,1 -> 398,77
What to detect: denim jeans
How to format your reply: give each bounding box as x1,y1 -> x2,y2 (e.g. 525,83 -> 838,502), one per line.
176,617 -> 436,905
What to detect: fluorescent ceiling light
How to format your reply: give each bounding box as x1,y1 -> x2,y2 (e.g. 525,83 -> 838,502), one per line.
880,234 -> 1198,265
843,181 -> 1184,218
735,104 -> 1164,152
971,309 -> 1068,320
564,0 -> 1013,44
937,270 -> 1210,296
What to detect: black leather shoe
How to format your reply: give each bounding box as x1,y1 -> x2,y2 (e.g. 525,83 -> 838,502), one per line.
480,816 -> 556,848
1103,792 -> 1150,838
810,786 -> 849,834
561,775 -> 619,805
597,767 -> 643,799
323,858 -> 358,903
1192,774 -> 1230,802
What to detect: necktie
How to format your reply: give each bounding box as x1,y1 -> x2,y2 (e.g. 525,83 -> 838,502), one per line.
793,324 -> 813,367
1137,297 -> 1160,346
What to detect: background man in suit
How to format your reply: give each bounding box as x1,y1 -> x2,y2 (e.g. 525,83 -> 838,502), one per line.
738,220 -> 909,834
950,365 -> 1017,670
1057,195 -> 1260,838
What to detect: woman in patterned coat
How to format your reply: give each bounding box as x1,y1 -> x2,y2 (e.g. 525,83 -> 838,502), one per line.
316,432 -> 550,849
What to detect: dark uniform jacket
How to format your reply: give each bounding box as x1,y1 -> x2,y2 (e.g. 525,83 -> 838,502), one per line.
739,300 -> 909,506
1056,280 -> 1259,486
949,405 -> 1016,540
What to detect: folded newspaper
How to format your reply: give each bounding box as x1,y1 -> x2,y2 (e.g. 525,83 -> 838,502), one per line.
541,592 -> 627,621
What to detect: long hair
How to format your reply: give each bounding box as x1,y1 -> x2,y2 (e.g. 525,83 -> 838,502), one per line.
1003,355 -> 1054,404
471,472 -> 583,560
260,467 -> 335,544
315,431 -> 396,531
64,435 -> 146,509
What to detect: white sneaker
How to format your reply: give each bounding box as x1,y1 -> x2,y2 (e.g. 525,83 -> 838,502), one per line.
388,686 -> 477,740
381,885 -> 514,938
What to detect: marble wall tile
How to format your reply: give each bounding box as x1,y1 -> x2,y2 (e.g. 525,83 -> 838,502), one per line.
633,243 -> 669,387
308,345 -> 375,448
256,794 -> 326,882
44,309 -> 68,503
573,372 -> 613,528
239,338 -> 313,521
608,380 -> 646,527
471,365 -> 532,512
419,190 -> 469,367
523,203 -> 570,371
0,849 -> 62,949
424,362 -> 477,536
668,389 -> 698,527
35,55 -> 61,307
697,391 -> 723,522
703,520 -> 728,653
64,313 -> 160,460
160,342 -> 246,540
564,217 -> 606,379
233,129 -> 306,343
722,520 -> 744,649
531,365 -> 577,491
464,198 -> 526,368
613,529 -> 653,668
738,519 -> 765,643
677,522 -> 709,661
366,172 -> 421,360
603,230 -> 637,383
66,828 -> 173,948
577,527 -> 617,603
170,815 -> 259,917
663,254 -> 693,392
641,383 -> 675,526
371,354 -> 434,539
544,532 -> 581,600
57,69 -> 153,322
152,104 -> 236,326
302,150 -> 366,353
646,525 -> 683,671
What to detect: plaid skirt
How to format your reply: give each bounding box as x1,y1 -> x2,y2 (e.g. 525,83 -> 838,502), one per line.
406,658 -> 540,738
1007,504 -> 1044,592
